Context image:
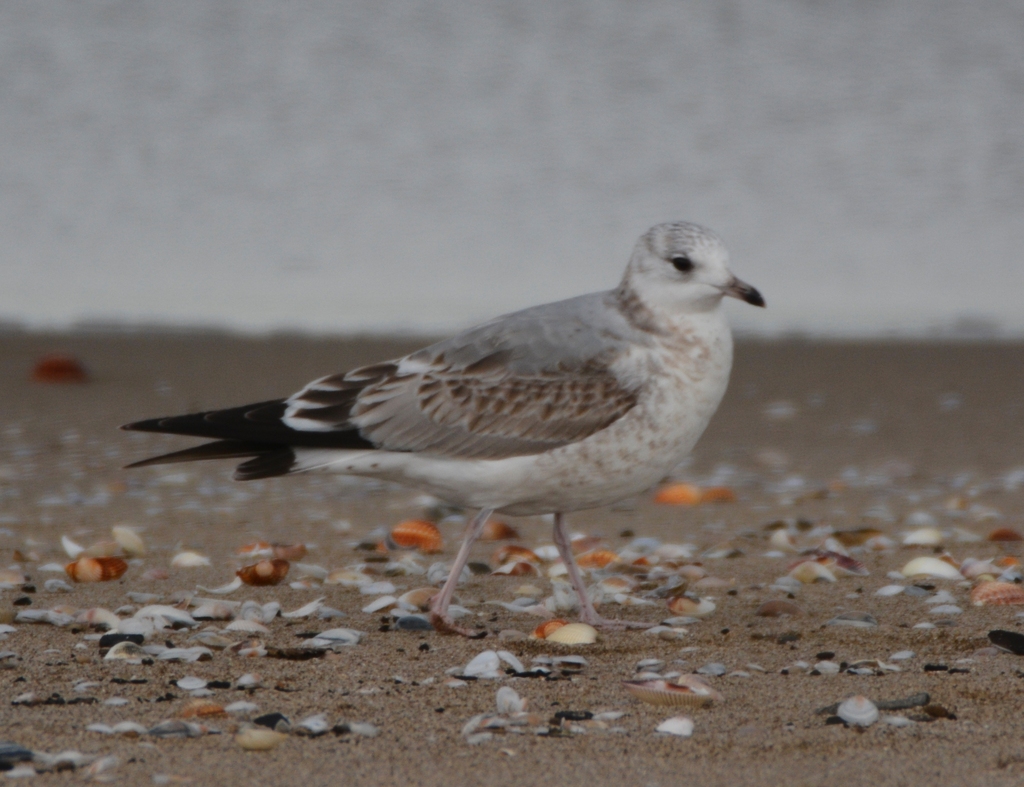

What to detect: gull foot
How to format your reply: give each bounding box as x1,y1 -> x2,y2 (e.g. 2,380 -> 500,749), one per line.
428,611 -> 488,638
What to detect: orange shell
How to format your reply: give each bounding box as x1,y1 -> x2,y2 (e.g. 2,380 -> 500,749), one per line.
398,587 -> 437,610
65,556 -> 128,583
272,543 -> 307,561
31,353 -> 89,383
622,676 -> 724,708
654,483 -> 702,505
699,486 -> 737,504
570,535 -> 605,555
492,545 -> 540,566
576,549 -> 620,569
237,541 -> 272,556
666,595 -> 701,615
988,528 -> 1023,542
177,699 -> 226,718
530,619 -> 569,639
481,520 -> 520,541
236,558 -> 290,586
755,599 -> 803,617
832,528 -> 884,548
389,520 -> 443,553
996,556 -> 1022,567
492,560 -> 540,576
971,581 -> 1024,606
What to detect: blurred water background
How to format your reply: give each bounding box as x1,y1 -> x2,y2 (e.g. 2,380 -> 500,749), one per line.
1,0 -> 1022,337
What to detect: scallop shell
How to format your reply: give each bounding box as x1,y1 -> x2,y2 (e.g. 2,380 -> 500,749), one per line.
530,619 -> 570,639
237,559 -> 289,586
235,726 -> 288,751
654,483 -> 702,505
65,557 -> 128,583
398,587 -> 436,611
623,675 -> 724,708
388,520 -> 443,553
481,520 -> 519,541
492,545 -> 540,566
171,551 -> 211,568
30,353 -> 88,383
836,695 -> 879,727
900,556 -> 963,580
788,561 -> 836,584
272,543 -> 307,561
971,581 -> 1024,606
544,622 -> 598,645
576,550 -> 620,569
902,527 -> 945,546
988,527 -> 1023,542
699,486 -> 736,504
111,526 -> 146,556
666,596 -> 716,617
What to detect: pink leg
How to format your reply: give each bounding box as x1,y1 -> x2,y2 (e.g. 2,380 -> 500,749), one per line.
429,508 -> 494,637
552,512 -> 650,630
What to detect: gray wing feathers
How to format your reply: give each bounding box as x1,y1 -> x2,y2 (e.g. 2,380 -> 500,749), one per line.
284,292 -> 648,459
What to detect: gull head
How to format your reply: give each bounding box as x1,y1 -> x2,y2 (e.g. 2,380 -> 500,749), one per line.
621,222 -> 764,315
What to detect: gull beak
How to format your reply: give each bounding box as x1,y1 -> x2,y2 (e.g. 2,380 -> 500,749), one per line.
723,276 -> 765,307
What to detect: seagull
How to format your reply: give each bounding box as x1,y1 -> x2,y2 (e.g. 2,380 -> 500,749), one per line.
122,221 -> 764,636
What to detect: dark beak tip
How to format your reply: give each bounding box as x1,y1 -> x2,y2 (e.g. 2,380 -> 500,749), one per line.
746,289 -> 766,308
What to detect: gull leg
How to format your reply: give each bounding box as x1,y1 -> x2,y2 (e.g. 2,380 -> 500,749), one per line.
429,507 -> 494,637
552,512 -> 650,630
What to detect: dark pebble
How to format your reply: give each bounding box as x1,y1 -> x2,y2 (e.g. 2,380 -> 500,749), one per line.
923,664 -> 948,672
553,710 -> 593,722
777,632 -> 801,644
99,633 -> 145,648
989,629 -> 1024,655
20,585 -> 35,594
468,562 -> 491,575
0,741 -> 33,771
255,712 -> 291,732
875,692 -> 930,711
816,651 -> 835,660
207,681 -> 232,689
12,598 -> 30,607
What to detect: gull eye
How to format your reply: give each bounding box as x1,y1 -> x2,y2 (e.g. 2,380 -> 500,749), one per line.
670,256 -> 694,273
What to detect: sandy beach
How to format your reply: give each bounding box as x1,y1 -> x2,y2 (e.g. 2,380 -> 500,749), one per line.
1,332 -> 1024,785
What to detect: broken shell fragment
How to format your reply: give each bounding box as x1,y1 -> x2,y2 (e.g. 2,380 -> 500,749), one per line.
272,543 -> 307,561
971,581 -> 1024,606
902,527 -> 944,547
492,545 -> 540,566
236,726 -> 288,751
171,552 -> 211,568
111,526 -> 146,556
65,556 -> 128,583
623,675 -> 724,708
988,527 -> 1024,542
481,520 -> 519,541
576,550 -> 620,569
237,559 -> 290,586
544,622 -> 598,645
836,695 -> 879,727
655,716 -> 695,737
788,561 -> 836,584
654,483 -> 702,505
388,519 -> 443,553
530,619 -> 569,640
900,557 -> 963,580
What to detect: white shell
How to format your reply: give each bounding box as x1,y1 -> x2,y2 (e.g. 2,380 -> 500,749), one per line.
902,527 -> 944,546
192,602 -> 236,621
171,551 -> 211,568
655,716 -> 695,737
61,535 -> 85,559
134,605 -> 198,628
226,619 -> 270,633
900,557 -> 963,579
874,585 -> 905,596
196,577 -> 243,595
495,686 -> 526,714
836,695 -> 879,727
361,596 -> 397,614
545,622 -> 598,645
236,726 -> 288,751
176,676 -> 208,691
111,526 -> 146,556
306,628 -> 364,647
788,561 -> 836,584
281,597 -> 325,619
463,650 -> 502,678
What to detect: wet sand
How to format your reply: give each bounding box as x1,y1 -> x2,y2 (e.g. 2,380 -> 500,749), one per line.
1,332 -> 1024,785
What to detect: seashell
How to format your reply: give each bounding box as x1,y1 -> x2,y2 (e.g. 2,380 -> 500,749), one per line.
692,576 -> 734,591
677,565 -> 707,582
80,540 -> 122,558
667,596 -> 716,617
988,527 -> 1023,542
495,686 -> 526,714
569,535 -> 605,555
134,604 -> 198,628
492,561 -> 540,576
623,675 -> 724,708
31,353 -> 88,383
388,519 -> 443,553
78,608 -> 121,629
362,596 -> 397,614
463,650 -> 502,678
193,601 -> 236,621
900,557 -> 963,580
597,576 -> 636,594
196,577 -> 244,595
481,520 -> 519,541
971,581 -> 1024,606
272,543 -> 307,561
61,535 -> 85,559
111,526 -> 145,556
788,561 -> 836,584
544,622 -> 598,645
902,528 -> 944,547
655,715 -> 695,737
178,699 -> 225,718
237,559 -> 290,586
576,550 -> 620,569
104,641 -> 146,661
530,619 -> 569,639
700,486 -> 736,504
226,619 -> 270,633
294,563 -> 328,580
142,568 -> 170,581
0,568 -> 26,585
492,545 -> 540,566
324,568 -> 373,587
281,597 -> 325,619
171,551 -> 211,568
875,585 -> 905,596
836,695 -> 879,727
654,483 -> 702,505
398,587 -> 436,611
769,529 -> 799,552
237,541 -> 273,557
176,676 -> 208,691
235,726 -> 288,751
65,556 -> 128,582
832,528 -> 883,548
755,600 -> 803,617
818,551 -> 869,577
